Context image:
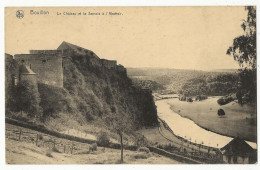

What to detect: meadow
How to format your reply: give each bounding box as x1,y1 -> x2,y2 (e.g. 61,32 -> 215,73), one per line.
168,97 -> 257,142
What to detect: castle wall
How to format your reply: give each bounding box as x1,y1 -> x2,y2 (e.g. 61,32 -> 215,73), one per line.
5,54 -> 14,94
101,59 -> 117,69
14,54 -> 63,87
90,57 -> 102,67
30,50 -> 62,54
116,65 -> 127,74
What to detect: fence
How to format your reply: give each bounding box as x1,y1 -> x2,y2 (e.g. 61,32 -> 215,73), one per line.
5,118 -> 221,163
5,127 -> 91,154
5,118 -> 137,153
157,118 -> 223,163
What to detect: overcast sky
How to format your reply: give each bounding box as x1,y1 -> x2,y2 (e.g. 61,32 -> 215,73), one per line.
5,7 -> 247,70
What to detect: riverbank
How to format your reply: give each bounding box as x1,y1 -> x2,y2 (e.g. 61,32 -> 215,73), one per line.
155,99 -> 257,149
167,97 -> 257,143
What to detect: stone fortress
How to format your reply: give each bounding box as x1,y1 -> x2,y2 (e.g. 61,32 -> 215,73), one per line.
5,41 -> 126,88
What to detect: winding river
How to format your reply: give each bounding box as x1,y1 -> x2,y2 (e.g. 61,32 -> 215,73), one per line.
156,99 -> 257,149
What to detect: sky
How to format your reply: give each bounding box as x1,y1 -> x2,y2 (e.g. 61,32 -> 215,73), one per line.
5,7 -> 247,70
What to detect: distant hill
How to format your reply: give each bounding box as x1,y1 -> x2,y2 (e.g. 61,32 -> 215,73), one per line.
127,67 -> 239,96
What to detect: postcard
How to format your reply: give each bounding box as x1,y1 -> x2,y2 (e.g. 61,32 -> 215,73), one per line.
4,6 -> 257,165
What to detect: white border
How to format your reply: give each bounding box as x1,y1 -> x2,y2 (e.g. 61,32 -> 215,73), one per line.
0,1 -> 259,170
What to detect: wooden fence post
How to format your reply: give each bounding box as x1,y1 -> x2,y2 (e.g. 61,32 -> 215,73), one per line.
18,129 -> 22,141
36,134 -> 39,146
71,144 -> 73,154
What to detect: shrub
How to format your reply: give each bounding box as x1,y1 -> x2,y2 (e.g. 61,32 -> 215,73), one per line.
195,95 -> 208,101
186,97 -> 193,102
89,143 -> 97,152
179,95 -> 186,101
97,131 -> 110,147
38,134 -> 43,140
12,80 -> 43,118
133,153 -> 149,159
217,109 -> 225,116
52,147 -> 61,153
46,150 -> 53,157
137,147 -> 150,153
217,94 -> 235,105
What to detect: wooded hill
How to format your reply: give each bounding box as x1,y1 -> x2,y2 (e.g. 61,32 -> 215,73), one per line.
127,68 -> 238,96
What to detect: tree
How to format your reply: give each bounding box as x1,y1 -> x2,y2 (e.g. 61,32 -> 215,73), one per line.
103,110 -> 133,163
227,6 -> 256,69
226,7 -> 256,104
12,79 -> 43,118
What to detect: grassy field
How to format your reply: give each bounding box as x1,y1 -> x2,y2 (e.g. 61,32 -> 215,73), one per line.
168,97 -> 257,142
5,123 -> 181,164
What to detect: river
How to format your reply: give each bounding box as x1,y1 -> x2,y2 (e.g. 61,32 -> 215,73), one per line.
156,99 -> 257,149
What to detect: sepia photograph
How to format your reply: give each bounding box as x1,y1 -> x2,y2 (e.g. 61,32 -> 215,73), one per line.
4,6 -> 257,164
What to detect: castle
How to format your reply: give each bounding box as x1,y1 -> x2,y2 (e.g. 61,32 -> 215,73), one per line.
5,41 -> 126,88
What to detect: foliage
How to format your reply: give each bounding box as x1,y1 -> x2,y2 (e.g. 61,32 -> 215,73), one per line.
217,109 -> 225,116
217,94 -> 236,105
89,143 -> 97,151
9,80 -> 43,119
226,7 -> 256,104
38,134 -> 43,140
131,79 -> 165,91
236,68 -> 256,104
137,147 -> 150,153
180,73 -> 238,97
186,97 -> 193,102
226,7 -> 256,69
133,153 -> 149,159
195,95 -> 208,101
179,95 -> 186,101
97,131 -> 110,147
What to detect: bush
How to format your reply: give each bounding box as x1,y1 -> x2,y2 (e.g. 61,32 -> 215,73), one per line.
38,134 -> 43,140
89,143 -> 97,152
217,95 -> 235,105
186,97 -> 193,102
52,147 -> 61,153
97,131 -> 110,147
217,109 -> 225,116
179,95 -> 186,101
137,147 -> 150,153
195,95 -> 208,101
46,150 -> 53,157
133,153 -> 149,159
9,79 -> 43,118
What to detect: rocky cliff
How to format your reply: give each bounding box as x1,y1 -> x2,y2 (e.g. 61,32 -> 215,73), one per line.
6,51 -> 158,131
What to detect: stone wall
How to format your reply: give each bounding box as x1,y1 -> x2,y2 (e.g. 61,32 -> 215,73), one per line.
14,54 -> 63,87
117,65 -> 126,74
101,59 -> 117,69
30,50 -> 62,54
90,57 -> 102,67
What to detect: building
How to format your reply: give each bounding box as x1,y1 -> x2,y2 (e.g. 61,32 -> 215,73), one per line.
7,41 -> 125,88
220,137 -> 257,164
14,53 -> 63,87
19,64 -> 37,84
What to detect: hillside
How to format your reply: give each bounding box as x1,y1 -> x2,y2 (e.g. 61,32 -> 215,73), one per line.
6,53 -> 158,137
127,67 -> 238,96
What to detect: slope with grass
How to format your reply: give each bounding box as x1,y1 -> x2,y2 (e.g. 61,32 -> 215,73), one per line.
5,123 -> 181,164
168,97 -> 256,142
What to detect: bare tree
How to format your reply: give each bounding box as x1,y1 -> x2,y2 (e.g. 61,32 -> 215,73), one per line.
103,111 -> 133,163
